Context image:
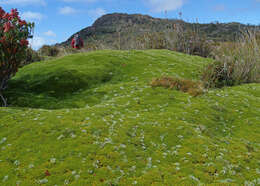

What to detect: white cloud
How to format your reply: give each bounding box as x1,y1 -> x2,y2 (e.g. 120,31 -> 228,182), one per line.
59,6 -> 77,15
29,36 -> 57,50
146,0 -> 184,13
88,8 -> 106,19
44,30 -> 56,37
21,11 -> 43,21
29,36 -> 45,50
0,0 -> 46,6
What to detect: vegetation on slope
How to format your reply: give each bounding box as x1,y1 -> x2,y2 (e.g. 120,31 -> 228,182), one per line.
0,50 -> 259,185
202,30 -> 260,88
58,13 -> 260,50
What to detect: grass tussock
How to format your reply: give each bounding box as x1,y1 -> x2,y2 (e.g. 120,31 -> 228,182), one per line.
202,30 -> 260,88
39,45 -> 60,57
171,22 -> 214,58
135,22 -> 214,58
151,77 -> 204,96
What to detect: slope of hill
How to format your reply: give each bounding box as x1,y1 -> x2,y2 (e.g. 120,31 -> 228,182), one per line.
0,50 -> 260,185
58,13 -> 260,50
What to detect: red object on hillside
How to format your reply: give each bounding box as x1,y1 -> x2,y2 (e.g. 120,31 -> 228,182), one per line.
45,170 -> 51,176
71,35 -> 84,49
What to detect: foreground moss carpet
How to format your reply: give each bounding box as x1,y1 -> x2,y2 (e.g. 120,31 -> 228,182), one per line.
0,50 -> 259,185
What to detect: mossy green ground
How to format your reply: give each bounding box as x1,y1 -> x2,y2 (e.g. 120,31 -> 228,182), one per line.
0,50 -> 259,185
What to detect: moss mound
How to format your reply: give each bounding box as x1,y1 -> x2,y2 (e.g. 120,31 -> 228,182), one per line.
0,50 -> 259,185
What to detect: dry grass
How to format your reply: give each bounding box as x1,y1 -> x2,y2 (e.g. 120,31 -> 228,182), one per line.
134,23 -> 214,58
151,77 -> 205,96
170,22 -> 214,57
202,30 -> 260,88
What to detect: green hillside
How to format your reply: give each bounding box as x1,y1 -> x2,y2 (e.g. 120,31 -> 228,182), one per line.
0,50 -> 259,185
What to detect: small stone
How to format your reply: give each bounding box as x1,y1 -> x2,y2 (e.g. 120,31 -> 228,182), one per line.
57,134 -> 64,140
2,175 -> 8,182
64,179 -> 69,185
28,164 -> 34,168
39,178 -> 48,184
133,181 -> 138,185
50,158 -> 56,164
0,137 -> 6,144
14,160 -> 20,166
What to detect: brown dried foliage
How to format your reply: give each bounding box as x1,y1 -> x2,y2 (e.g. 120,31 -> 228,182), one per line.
151,77 -> 204,97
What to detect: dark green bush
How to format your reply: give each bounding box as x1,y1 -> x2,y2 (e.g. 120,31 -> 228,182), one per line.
21,48 -> 42,66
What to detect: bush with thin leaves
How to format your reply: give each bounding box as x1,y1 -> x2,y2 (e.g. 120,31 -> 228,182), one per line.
170,22 -> 214,58
202,30 -> 260,88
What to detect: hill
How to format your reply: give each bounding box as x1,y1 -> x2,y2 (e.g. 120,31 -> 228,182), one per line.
58,13 -> 260,50
0,50 -> 260,185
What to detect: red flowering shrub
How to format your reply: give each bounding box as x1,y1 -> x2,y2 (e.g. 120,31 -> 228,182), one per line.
0,7 -> 34,106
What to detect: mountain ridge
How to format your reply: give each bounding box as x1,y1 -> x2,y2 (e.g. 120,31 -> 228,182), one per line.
58,13 -> 260,49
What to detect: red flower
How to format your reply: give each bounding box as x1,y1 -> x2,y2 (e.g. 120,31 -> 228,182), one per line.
3,13 -> 9,19
19,20 -> 27,26
45,170 -> 51,176
10,9 -> 18,17
3,22 -> 13,32
10,9 -> 19,20
20,39 -> 29,46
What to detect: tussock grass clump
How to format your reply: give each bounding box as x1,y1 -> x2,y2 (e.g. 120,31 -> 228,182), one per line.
136,32 -> 168,50
202,30 -> 260,88
171,22 -> 214,58
38,45 -> 60,57
135,23 -> 214,58
151,77 -> 204,96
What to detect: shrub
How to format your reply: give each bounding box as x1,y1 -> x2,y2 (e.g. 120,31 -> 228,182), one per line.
202,30 -> 260,88
134,24 -> 214,57
21,47 -> 42,66
151,77 -> 204,97
39,45 -> 59,57
0,7 -> 34,106
136,32 -> 168,49
171,22 -> 214,57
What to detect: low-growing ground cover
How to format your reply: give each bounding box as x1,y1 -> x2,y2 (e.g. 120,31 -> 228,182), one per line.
0,50 -> 259,185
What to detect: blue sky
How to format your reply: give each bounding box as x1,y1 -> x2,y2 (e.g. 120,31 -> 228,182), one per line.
1,0 -> 260,49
